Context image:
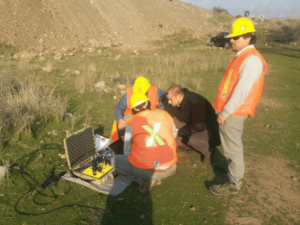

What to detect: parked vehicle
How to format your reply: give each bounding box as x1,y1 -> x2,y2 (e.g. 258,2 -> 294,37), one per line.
210,32 -> 231,48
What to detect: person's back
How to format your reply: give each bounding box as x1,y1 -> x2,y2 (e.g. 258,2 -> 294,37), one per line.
113,93 -> 177,193
127,109 -> 177,169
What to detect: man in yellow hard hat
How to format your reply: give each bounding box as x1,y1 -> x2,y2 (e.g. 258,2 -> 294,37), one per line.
110,76 -> 167,142
210,17 -> 267,195
112,93 -> 177,193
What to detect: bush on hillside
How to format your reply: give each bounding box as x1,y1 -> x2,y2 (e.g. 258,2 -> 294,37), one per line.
213,6 -> 229,15
281,24 -> 300,43
262,18 -> 300,44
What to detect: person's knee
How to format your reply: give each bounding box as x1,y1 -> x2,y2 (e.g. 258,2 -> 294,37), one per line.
187,133 -> 209,150
187,135 -> 197,147
114,155 -> 129,168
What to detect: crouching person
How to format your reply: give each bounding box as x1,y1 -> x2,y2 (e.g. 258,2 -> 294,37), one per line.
113,93 -> 178,193
110,76 -> 167,142
164,85 -> 230,186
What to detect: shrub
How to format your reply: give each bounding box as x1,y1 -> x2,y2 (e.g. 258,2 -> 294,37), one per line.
213,6 -> 229,15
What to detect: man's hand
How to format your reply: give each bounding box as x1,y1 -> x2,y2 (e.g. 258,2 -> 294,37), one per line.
117,119 -> 126,130
217,114 -> 226,125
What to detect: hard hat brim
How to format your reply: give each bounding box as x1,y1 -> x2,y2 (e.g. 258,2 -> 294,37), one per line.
225,33 -> 238,38
131,100 -> 147,108
225,31 -> 256,39
130,92 -> 150,108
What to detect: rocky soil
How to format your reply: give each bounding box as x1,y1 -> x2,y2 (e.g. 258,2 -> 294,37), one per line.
0,0 -> 231,51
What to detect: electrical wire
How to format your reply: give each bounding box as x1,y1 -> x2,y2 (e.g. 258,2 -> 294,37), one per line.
10,143 -> 105,216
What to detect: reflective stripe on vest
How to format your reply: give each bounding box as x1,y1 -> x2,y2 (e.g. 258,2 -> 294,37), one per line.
214,48 -> 267,117
142,124 -> 165,147
222,69 -> 233,97
124,86 -> 159,116
127,109 -> 177,170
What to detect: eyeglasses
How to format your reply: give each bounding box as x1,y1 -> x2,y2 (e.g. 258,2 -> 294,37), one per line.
232,36 -> 241,40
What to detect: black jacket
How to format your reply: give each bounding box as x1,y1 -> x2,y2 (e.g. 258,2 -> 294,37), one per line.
165,88 -> 221,147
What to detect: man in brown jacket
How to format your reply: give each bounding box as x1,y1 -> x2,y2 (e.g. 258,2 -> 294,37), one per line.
165,85 -> 229,186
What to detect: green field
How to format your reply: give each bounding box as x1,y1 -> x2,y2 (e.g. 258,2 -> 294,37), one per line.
1,26 -> 300,224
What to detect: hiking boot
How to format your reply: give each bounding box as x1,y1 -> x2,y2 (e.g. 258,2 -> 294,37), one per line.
138,179 -> 162,193
209,181 -> 239,195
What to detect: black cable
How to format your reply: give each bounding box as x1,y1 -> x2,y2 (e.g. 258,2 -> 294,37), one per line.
11,143 -> 105,216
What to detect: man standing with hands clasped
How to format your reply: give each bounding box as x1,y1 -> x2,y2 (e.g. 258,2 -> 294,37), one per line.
210,18 -> 267,195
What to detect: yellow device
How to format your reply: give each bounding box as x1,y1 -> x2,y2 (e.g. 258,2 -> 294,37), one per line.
82,163 -> 114,179
64,126 -> 115,185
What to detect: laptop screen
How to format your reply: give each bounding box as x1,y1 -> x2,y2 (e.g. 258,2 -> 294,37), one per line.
108,138 -> 124,155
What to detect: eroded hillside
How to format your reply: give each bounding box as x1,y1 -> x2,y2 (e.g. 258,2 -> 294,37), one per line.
0,0 -> 231,51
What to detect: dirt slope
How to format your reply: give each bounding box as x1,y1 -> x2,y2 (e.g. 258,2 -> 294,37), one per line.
0,0 -> 220,51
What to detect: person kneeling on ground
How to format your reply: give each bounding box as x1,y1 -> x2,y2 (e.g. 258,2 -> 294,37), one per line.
110,76 -> 167,142
164,85 -> 229,186
113,92 -> 178,193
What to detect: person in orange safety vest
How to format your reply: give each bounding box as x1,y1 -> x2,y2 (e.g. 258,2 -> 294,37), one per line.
112,93 -> 177,193
209,18 -> 267,195
110,76 -> 167,142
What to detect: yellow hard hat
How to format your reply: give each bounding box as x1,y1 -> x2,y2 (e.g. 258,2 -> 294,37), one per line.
133,76 -> 150,94
130,92 -> 149,108
226,17 -> 256,38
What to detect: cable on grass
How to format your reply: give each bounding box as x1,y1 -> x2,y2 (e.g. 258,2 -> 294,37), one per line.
10,143 -> 105,216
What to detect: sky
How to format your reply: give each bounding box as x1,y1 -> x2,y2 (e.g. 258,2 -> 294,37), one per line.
182,0 -> 300,18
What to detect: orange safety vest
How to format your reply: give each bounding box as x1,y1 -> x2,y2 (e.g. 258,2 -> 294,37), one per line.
110,86 -> 159,142
214,48 -> 267,117
126,109 -> 177,170
124,86 -> 159,116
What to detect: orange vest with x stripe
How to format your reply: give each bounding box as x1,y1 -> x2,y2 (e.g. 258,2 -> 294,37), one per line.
126,109 -> 177,170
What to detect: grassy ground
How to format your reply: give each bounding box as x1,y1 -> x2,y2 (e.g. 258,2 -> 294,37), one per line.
0,26 -> 300,224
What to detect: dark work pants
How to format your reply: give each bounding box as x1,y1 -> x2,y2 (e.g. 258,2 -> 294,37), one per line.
209,146 -> 230,184
174,117 -> 229,185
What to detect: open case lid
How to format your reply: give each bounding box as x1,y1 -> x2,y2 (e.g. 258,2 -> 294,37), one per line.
64,126 -> 97,170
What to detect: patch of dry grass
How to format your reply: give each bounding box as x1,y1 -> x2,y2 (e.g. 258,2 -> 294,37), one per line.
43,62 -> 53,72
141,51 -> 229,90
0,68 -> 68,138
0,160 -> 11,187
74,64 -> 97,93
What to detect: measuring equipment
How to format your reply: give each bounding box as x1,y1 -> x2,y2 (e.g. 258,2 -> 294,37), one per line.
64,126 -> 115,185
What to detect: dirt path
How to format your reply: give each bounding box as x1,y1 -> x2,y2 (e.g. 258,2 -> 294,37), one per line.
225,153 -> 300,224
